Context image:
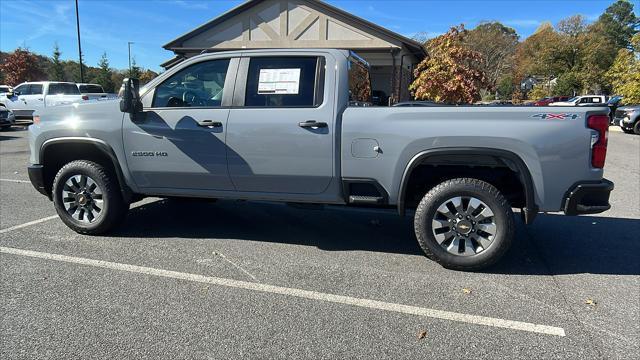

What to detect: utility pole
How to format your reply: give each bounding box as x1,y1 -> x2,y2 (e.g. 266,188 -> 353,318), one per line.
128,42 -> 134,76
75,0 -> 84,83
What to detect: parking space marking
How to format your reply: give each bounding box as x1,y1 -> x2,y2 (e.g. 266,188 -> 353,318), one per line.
0,179 -> 31,184
0,215 -> 59,234
0,246 -> 566,337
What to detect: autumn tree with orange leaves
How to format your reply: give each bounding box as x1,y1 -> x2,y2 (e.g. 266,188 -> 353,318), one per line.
0,48 -> 45,86
410,25 -> 488,104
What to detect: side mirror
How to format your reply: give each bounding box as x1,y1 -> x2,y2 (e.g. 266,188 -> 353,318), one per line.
119,78 -> 142,114
8,91 -> 17,97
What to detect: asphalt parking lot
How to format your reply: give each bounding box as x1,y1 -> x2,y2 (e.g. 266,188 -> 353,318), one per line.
1,124 -> 638,359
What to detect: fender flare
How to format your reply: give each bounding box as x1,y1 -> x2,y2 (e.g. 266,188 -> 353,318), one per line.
40,137 -> 133,200
397,147 -> 539,224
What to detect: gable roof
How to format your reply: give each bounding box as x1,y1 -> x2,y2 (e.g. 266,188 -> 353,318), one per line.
163,0 -> 426,56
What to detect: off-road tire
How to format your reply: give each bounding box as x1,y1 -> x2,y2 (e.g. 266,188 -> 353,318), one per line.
414,178 -> 515,271
52,160 -> 129,234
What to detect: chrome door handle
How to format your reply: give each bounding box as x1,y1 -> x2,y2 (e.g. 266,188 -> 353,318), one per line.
197,120 -> 222,128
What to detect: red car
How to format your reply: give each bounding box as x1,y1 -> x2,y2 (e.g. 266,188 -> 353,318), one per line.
533,96 -> 570,106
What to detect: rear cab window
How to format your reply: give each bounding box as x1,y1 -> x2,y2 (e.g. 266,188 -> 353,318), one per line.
243,56 -> 325,107
79,85 -> 104,93
348,52 -> 372,107
48,83 -> 80,95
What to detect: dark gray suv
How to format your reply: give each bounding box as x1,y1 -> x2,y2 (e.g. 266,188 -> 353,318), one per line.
613,105 -> 640,134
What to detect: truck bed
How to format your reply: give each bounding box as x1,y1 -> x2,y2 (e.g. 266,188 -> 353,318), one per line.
341,106 -> 608,211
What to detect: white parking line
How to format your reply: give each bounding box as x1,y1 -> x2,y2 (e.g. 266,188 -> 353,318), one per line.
0,215 -> 59,234
0,178 -> 31,184
0,246 -> 565,337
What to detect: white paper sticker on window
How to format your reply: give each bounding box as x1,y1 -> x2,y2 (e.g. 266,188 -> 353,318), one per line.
258,68 -> 301,95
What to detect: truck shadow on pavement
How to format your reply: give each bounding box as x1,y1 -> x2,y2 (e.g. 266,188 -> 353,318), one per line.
115,199 -> 640,276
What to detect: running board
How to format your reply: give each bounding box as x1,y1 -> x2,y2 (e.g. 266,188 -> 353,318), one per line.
348,195 -> 384,205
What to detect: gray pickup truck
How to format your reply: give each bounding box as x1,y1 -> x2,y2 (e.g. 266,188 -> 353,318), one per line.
27,49 -> 613,270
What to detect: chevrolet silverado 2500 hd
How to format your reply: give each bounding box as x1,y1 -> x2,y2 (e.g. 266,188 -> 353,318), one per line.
27,49 -> 613,270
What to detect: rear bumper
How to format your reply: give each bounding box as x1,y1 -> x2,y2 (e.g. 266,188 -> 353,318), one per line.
28,165 -> 49,198
563,179 -> 613,215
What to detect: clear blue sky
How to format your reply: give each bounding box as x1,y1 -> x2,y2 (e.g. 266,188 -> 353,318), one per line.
0,0 -> 631,72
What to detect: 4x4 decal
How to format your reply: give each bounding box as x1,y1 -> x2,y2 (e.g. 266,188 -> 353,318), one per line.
531,113 -> 580,120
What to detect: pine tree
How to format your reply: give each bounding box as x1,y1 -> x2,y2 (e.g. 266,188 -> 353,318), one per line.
94,52 -> 115,92
127,57 -> 142,79
50,43 -> 65,81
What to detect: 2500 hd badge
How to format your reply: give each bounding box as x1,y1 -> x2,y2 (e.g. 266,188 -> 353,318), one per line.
131,151 -> 168,157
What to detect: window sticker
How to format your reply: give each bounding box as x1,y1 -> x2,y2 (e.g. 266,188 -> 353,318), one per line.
258,68 -> 301,95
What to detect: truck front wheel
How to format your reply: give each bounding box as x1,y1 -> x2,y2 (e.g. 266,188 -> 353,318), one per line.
413,178 -> 515,271
52,160 -> 129,234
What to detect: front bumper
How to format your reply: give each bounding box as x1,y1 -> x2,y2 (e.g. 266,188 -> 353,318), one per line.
615,115 -> 637,130
0,112 -> 15,126
11,109 -> 35,119
28,165 -> 49,198
563,179 -> 613,215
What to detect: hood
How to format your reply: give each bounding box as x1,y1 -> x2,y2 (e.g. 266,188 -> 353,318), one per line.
617,105 -> 640,111
34,98 -> 121,123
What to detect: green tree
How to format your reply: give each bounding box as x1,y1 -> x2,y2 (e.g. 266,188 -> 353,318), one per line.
553,72 -> 582,96
496,75 -> 515,100
513,23 -> 564,88
528,83 -> 550,100
595,0 -> 639,50
127,57 -> 142,79
410,25 -> 488,104
465,22 -> 519,98
93,52 -> 115,92
606,33 -> 640,104
49,43 -> 65,81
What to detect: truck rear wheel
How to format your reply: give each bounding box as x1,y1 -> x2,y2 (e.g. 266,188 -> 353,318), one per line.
414,178 -> 514,271
52,160 -> 129,235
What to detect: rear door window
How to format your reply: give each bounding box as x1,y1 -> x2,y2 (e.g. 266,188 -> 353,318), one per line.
244,57 -> 323,107
29,84 -> 43,95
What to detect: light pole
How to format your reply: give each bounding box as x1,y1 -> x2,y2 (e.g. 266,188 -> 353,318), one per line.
75,0 -> 84,83
128,42 -> 134,76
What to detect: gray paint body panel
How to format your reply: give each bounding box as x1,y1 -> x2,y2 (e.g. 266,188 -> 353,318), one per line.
29,49 -> 607,213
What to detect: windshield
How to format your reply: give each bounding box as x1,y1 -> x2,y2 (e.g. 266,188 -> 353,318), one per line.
567,97 -> 579,102
607,96 -> 622,105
